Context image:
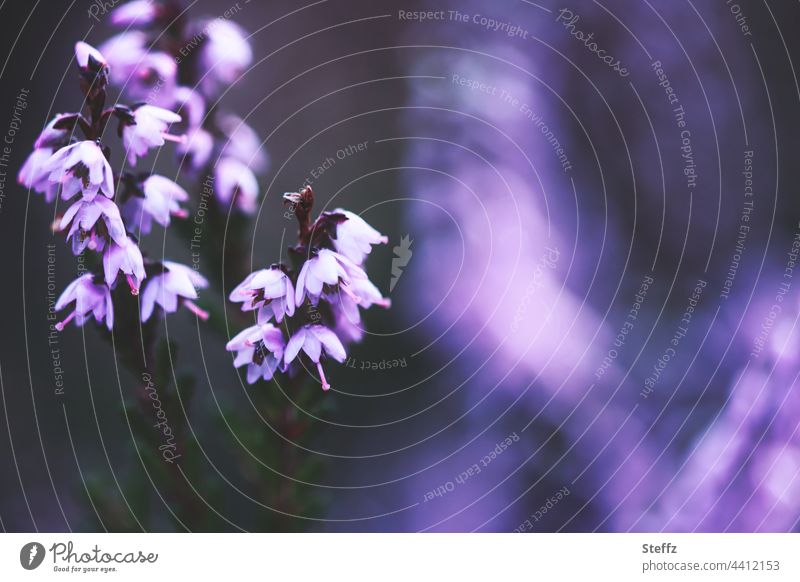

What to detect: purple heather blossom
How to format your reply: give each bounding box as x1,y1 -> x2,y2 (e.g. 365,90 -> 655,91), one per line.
141,261 -> 209,321
226,323 -> 286,384
284,325 -> 347,391
176,127 -> 213,172
60,196 -> 127,254
197,19 -> 253,95
173,86 -> 206,130
34,114 -> 72,149
110,0 -> 159,26
122,105 -> 183,166
229,267 -> 295,324
295,248 -> 367,307
328,278 -> 390,344
123,174 -> 188,234
217,113 -> 268,172
18,148 -> 58,202
99,31 -> 147,84
102,236 -> 146,294
214,157 -> 259,213
74,41 -> 106,69
44,141 -> 115,201
54,274 -> 113,331
331,209 -> 388,264
99,33 -> 177,106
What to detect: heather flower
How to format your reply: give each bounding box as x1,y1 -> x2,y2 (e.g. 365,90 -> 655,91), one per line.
218,113 -> 268,172
18,148 -> 58,202
44,141 -> 115,201
54,274 -> 113,331
173,86 -> 206,130
198,19 -> 252,95
122,105 -> 183,166
123,174 -> 188,234
284,325 -> 346,391
229,266 -> 295,323
176,127 -> 213,172
102,236 -> 146,294
226,323 -> 286,384
214,157 -> 259,213
99,33 -> 177,106
295,248 -> 367,307
110,0 -> 159,26
34,114 -> 74,149
328,278 -> 390,343
75,41 -> 106,69
141,261 -> 209,321
60,196 -> 126,254
99,31 -> 148,84
330,209 -> 388,264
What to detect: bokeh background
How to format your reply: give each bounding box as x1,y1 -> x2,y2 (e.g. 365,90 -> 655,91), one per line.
1,0 -> 800,532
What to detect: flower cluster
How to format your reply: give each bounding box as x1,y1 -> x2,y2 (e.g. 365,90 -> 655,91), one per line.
18,41 -> 207,330
227,186 -> 389,391
96,0 -> 267,210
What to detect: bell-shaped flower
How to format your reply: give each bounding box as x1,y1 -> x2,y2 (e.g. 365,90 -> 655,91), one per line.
295,248 -> 367,306
75,41 -> 106,69
284,325 -> 346,391
60,196 -> 127,254
99,31 -> 147,84
110,0 -> 159,26
229,266 -> 295,323
174,86 -> 206,130
218,113 -> 268,172
18,148 -> 59,202
45,141 -> 115,201
198,19 -> 252,95
141,261 -> 209,321
176,127 -> 213,173
122,105 -> 183,166
103,236 -> 146,294
34,114 -> 75,150
214,157 -> 258,213
226,323 -> 286,384
328,278 -> 390,345
123,175 -> 188,234
54,274 -> 113,331
331,209 -> 388,264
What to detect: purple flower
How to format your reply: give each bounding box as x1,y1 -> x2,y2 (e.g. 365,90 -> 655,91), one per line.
18,148 -> 58,202
173,86 -> 206,130
123,175 -> 188,234
110,0 -> 159,26
102,236 -> 146,294
214,157 -> 259,213
229,266 -> 295,323
141,261 -> 209,321
226,323 -> 286,384
331,209 -> 388,264
284,324 -> 346,391
44,141 -> 115,201
75,41 -> 106,69
217,113 -> 268,172
295,248 -> 367,307
34,114 -> 73,149
99,31 -> 147,84
197,19 -> 252,95
60,196 -> 126,254
54,274 -> 113,331
176,128 -> 213,173
329,277 -> 390,344
122,105 -> 183,166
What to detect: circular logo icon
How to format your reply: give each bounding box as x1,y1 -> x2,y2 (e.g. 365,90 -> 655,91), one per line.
19,542 -> 45,570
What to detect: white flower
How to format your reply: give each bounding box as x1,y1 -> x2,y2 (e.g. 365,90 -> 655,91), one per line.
122,105 -> 183,166
141,261 -> 208,321
60,196 -> 126,254
45,141 -> 115,201
295,248 -> 367,306
123,175 -> 188,234
34,114 -> 73,149
176,127 -> 213,172
331,209 -> 388,264
18,148 -> 58,202
75,41 -> 106,69
328,277 -> 390,344
217,113 -> 268,172
54,274 -> 113,331
214,157 -> 259,213
102,236 -> 146,294
284,325 -> 346,391
198,19 -> 252,94
110,0 -> 159,26
226,323 -> 286,384
229,267 -> 295,323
